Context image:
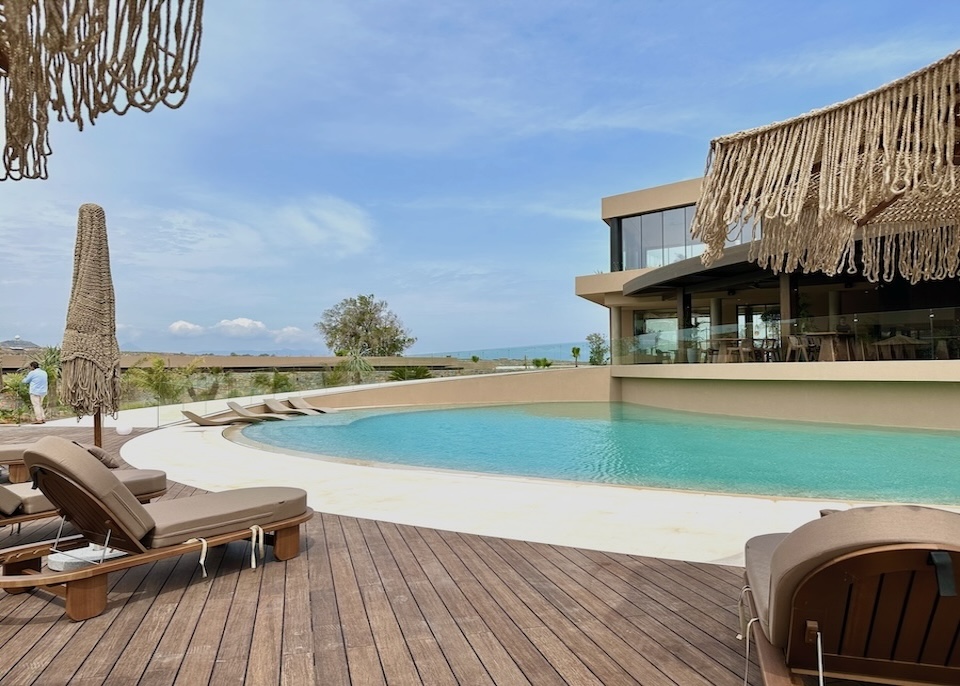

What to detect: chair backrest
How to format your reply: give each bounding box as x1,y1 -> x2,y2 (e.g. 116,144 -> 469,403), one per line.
766,506 -> 960,648
227,401 -> 256,417
182,410 -> 212,425
786,543 -> 960,683
23,436 -> 155,551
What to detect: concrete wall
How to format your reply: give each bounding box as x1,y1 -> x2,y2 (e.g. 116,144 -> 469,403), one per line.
601,178 -> 701,220
615,361 -> 960,431
302,366 -> 614,409
282,362 -> 960,432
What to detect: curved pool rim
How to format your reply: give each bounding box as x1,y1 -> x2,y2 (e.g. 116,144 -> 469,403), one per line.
232,401 -> 960,506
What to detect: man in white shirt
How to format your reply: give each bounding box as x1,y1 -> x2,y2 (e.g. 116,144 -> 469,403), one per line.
22,361 -> 48,424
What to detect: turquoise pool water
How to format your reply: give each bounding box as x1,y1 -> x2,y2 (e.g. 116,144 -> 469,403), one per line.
240,402 -> 960,504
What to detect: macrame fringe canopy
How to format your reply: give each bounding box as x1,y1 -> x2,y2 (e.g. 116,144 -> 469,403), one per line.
61,203 -> 121,418
691,49 -> 960,284
0,0 -> 204,180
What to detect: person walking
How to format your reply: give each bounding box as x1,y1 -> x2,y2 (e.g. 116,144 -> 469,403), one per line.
22,361 -> 48,424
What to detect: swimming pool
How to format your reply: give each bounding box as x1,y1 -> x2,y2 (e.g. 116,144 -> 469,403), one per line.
240,402 -> 960,504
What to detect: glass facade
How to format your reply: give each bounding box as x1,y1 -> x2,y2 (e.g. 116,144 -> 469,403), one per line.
617,204 -> 755,271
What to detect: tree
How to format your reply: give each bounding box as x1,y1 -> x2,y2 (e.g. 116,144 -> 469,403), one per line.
586,333 -> 609,365
186,366 -> 235,402
571,346 -> 581,367
315,294 -> 416,357
336,350 -> 374,385
125,357 -> 193,405
251,370 -> 295,394
2,372 -> 30,408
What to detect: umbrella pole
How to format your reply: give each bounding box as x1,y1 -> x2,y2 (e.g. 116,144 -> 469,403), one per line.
94,413 -> 103,447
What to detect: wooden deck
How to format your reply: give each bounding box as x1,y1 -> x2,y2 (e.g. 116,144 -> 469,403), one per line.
0,426 -> 845,685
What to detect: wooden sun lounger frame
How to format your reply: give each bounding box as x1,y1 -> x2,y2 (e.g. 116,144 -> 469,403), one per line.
745,542 -> 960,686
1,458 -> 29,484
0,467 -> 312,621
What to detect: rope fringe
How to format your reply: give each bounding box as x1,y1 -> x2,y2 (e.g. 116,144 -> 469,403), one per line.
185,537 -> 208,578
1,0 -> 204,180
250,525 -> 265,569
692,49 -> 960,283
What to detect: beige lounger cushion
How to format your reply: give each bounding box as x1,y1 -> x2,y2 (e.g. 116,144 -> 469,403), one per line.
0,484 -> 22,516
745,505 -> 960,648
73,442 -> 124,469
0,469 -> 167,515
742,531 -> 784,638
113,469 -> 168,497
0,442 -> 34,464
24,437 -> 157,540
0,441 -> 124,469
142,487 -> 307,548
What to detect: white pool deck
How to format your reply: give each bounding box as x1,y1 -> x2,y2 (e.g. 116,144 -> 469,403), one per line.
44,396 -> 959,566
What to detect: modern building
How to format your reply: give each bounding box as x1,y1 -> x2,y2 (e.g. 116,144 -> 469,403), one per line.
576,178 -> 960,365
571,178 -> 960,431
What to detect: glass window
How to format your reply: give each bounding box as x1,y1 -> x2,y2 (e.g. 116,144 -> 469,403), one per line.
614,203 -> 699,270
622,216 -> 641,270
641,213 -> 664,268
685,205 -> 703,258
663,207 -> 686,264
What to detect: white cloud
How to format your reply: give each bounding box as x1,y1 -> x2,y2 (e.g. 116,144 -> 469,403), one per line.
169,320 -> 205,336
213,318 -> 269,338
274,196 -> 375,256
742,39 -> 960,88
273,326 -> 312,344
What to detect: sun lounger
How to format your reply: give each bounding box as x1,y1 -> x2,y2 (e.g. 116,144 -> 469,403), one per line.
2,441 -> 145,483
741,505 -> 960,685
288,396 -> 338,413
226,401 -> 290,421
0,441 -> 166,530
263,398 -> 320,415
0,466 -> 167,529
181,410 -> 263,426
0,436 -> 312,621
1,442 -> 42,483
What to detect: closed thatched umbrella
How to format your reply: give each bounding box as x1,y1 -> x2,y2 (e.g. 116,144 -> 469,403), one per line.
60,203 -> 121,446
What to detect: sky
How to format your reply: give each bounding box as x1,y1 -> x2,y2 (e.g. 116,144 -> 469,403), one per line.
0,1 -> 957,356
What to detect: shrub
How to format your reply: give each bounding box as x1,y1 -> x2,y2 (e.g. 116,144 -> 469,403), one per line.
586,333 -> 609,365
389,366 -> 433,381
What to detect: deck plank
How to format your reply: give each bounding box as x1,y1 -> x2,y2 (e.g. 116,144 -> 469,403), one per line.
305,515 -> 350,686
279,537 -> 316,686
138,548 -> 226,686
171,545 -> 244,686
0,426 -> 875,685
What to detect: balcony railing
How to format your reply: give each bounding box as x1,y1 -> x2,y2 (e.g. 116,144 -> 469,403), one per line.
616,306 -> 960,365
